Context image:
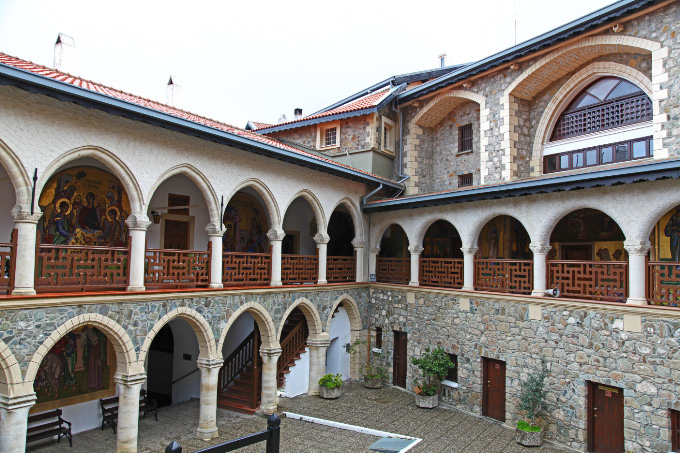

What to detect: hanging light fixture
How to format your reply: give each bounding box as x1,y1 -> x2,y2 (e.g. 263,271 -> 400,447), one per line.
151,211 -> 161,224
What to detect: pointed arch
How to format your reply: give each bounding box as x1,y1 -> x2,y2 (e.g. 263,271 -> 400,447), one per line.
278,298 -> 323,340
0,339 -> 24,396
413,216 -> 463,250
138,307 -> 217,366
217,302 -> 278,352
147,164 -> 221,226
411,90 -> 486,128
371,220 -> 413,251
469,210 -> 534,248
330,197 -> 364,242
326,294 -> 362,334
225,178 -> 282,231
283,190 -> 327,234
0,138 -> 31,208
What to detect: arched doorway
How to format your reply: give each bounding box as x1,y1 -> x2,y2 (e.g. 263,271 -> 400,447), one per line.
647,204 -> 680,306
420,220 -> 463,288
281,196 -> 321,284
547,209 -> 627,302
376,224 -> 409,284
326,205 -> 356,282
476,216 -> 533,294
146,324 -> 174,407
277,307 -> 310,396
326,304 -> 351,379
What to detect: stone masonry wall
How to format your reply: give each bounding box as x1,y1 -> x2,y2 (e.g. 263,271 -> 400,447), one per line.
369,287 -> 680,452
268,115 -> 373,155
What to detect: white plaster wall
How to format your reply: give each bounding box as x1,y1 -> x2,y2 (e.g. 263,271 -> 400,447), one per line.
56,399 -> 102,435
169,319 -> 201,404
282,346 -> 309,397
326,306 -> 350,379
221,312 -> 255,358
0,165 -> 16,241
282,197 -> 317,255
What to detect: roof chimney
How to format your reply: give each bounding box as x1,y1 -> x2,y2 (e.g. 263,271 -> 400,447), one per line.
278,114 -> 288,124
54,33 -> 76,73
294,108 -> 303,120
438,53 -> 447,68
166,76 -> 181,107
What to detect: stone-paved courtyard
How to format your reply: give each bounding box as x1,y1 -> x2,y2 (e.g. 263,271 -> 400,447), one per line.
30,383 -> 568,452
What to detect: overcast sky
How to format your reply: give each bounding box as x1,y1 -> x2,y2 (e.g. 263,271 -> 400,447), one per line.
0,0 -> 615,128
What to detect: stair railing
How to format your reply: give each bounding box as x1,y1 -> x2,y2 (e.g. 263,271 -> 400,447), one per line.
277,320 -> 308,379
219,331 -> 255,394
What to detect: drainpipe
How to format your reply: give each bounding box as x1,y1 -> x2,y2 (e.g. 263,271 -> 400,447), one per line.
362,184 -> 383,205
392,101 -> 408,180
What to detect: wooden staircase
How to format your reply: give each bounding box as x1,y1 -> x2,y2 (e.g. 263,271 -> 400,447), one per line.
277,310 -> 309,388
217,327 -> 261,414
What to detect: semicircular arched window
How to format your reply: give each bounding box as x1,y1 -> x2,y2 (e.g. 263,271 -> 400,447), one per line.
550,77 -> 652,141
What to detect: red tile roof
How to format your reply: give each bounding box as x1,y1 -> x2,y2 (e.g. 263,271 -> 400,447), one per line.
250,121 -> 273,129
0,52 -> 395,183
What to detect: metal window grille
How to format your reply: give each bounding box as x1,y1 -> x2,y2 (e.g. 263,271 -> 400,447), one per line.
458,173 -> 473,187
383,125 -> 391,149
168,194 -> 190,215
459,124 -> 473,152
324,127 -> 337,147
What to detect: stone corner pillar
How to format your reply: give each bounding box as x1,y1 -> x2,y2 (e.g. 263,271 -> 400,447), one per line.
314,232 -> 330,284
352,238 -> 365,282
529,244 -> 552,297
196,356 -> 224,440
0,392 -> 36,453
368,247 -> 380,280
408,245 -> 424,286
306,334 -> 330,396
267,229 -> 285,287
125,215 -> 151,292
10,208 -> 42,295
460,246 -> 479,291
206,226 -> 226,289
259,346 -> 282,415
114,372 -> 147,453
624,240 -> 651,305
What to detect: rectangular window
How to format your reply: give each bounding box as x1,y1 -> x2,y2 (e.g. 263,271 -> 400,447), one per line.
375,327 -> 382,349
446,353 -> 458,382
572,152 -> 584,168
632,140 -> 647,159
545,156 -> 557,172
458,173 -> 473,187
585,149 -> 597,166
542,136 -> 652,174
459,124 -> 473,152
324,127 -> 337,147
560,154 -> 570,170
601,146 -> 613,164
615,144 -> 628,162
168,194 -> 190,215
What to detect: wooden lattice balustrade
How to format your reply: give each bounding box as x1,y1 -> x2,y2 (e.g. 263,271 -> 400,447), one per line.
35,244 -> 129,292
375,257 -> 410,284
474,259 -> 533,294
647,261 -> 680,306
548,260 -> 627,302
281,255 -> 318,284
144,248 -> 210,289
419,258 -> 464,288
223,252 -> 271,286
0,230 -> 17,295
326,255 -> 356,282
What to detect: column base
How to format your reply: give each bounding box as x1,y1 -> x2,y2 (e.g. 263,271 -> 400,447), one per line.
208,283 -> 224,289
126,286 -> 146,292
270,281 -> 282,287
408,281 -> 419,286
461,286 -> 475,291
11,288 -> 36,296
197,427 -> 218,441
317,280 -> 327,285
626,297 -> 648,306
260,404 -> 277,415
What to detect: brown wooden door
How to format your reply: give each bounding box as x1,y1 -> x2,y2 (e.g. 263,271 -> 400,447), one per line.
672,409 -> 680,453
588,382 -> 624,453
482,357 -> 506,422
164,220 -> 189,249
393,331 -> 407,388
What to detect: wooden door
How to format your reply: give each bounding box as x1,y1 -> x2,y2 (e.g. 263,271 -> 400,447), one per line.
482,357 -> 506,422
588,382 -> 624,453
393,331 -> 407,388
164,220 -> 189,249
671,410 -> 680,452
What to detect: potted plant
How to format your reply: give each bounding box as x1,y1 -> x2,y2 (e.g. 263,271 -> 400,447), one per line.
411,346 -> 455,408
318,373 -> 343,399
516,359 -> 549,446
348,339 -> 388,389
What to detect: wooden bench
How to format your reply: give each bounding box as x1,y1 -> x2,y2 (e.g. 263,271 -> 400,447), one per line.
100,389 -> 158,433
27,408 -> 72,447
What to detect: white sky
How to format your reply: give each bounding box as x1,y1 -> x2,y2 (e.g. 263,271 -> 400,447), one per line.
0,0 -> 615,128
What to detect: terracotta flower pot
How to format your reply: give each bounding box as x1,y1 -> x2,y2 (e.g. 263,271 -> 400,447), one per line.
319,386 -> 342,399
363,377 -> 384,389
515,427 -> 543,446
415,393 -> 438,408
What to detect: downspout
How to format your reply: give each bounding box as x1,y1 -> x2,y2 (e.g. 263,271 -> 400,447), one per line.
392,101 -> 408,180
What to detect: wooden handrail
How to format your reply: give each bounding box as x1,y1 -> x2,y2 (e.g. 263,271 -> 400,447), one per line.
277,319 -> 308,379
38,244 -> 129,252
219,330 -> 255,394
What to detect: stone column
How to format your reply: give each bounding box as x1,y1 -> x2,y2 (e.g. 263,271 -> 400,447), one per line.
125,215 -> 151,292
314,233 -> 330,284
10,209 -> 42,295
196,357 -> 224,440
408,245 -> 423,286
307,335 -> 330,396
0,393 -> 36,453
368,247 -> 380,280
259,347 -> 281,415
530,244 -> 552,296
268,229 -> 285,286
460,246 -> 478,291
352,238 -> 365,282
206,227 -> 225,289
624,240 -> 651,305
114,372 -> 146,453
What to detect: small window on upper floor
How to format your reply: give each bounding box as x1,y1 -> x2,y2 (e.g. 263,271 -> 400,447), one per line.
459,124 -> 473,152
446,353 -> 458,382
324,127 -> 337,147
317,121 -> 340,150
458,173 -> 473,187
382,117 -> 396,154
375,327 -> 382,349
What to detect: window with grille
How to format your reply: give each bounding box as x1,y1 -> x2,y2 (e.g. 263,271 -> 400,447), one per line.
446,353 -> 458,382
324,127 -> 337,147
459,124 -> 473,152
375,327 -> 382,349
168,194 -> 190,215
458,173 -> 473,187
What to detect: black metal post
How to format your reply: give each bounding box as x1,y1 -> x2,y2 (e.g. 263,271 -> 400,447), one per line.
165,440 -> 182,453
30,168 -> 37,215
266,413 -> 281,453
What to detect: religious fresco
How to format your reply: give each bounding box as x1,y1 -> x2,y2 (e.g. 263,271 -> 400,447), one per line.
38,167 -> 131,247
223,192 -> 269,253
34,326 -> 114,411
550,210 -> 625,261
650,206 -> 680,261
479,216 -> 531,259
422,221 -> 463,259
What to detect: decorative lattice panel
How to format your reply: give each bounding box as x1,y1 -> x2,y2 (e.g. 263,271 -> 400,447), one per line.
474,259 -> 533,294
376,257 -> 410,284
223,252 -> 271,286
548,260 -> 627,302
419,258 -> 464,289
281,255 -> 318,284
144,249 -> 210,289
327,256 -> 356,282
647,262 -> 680,306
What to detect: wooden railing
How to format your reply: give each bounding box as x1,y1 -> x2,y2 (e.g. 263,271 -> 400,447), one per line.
375,257 -> 410,284
277,320 -> 308,379
474,259 -> 533,294
281,254 -> 318,284
647,261 -> 680,306
327,255 -> 356,282
0,230 -> 17,295
144,248 -> 210,289
35,244 -> 129,292
223,252 -> 271,286
419,258 -> 464,288
549,260 -> 627,302
219,328 -> 260,409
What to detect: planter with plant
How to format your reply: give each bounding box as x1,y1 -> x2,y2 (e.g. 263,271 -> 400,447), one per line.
349,339 -> 388,389
411,346 -> 455,409
516,359 -> 549,447
318,373 -> 343,399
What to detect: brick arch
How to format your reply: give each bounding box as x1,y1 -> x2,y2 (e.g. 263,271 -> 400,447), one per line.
137,307 -> 218,366
217,302 -> 278,352
278,298 -> 324,339
326,294 -> 363,334
529,62 -> 653,176
24,314 -> 138,388
0,339 -> 24,396
330,197 -> 364,243
0,137 -> 31,208
283,189 -> 327,235
147,164 -> 221,227
225,178 -> 282,231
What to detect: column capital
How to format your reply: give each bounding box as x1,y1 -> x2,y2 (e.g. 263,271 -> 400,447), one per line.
370,247 -> 381,254
267,228 -> 285,241
314,232 -> 330,244
0,393 -> 36,410
196,357 -> 224,370
307,333 -> 330,347
408,245 -> 424,255
460,246 -> 479,256
260,347 -> 282,357
114,372 -> 147,386
529,244 -> 552,255
125,214 -> 151,231
205,225 -> 226,237
624,240 -> 651,256
10,209 -> 42,224
351,237 -> 364,248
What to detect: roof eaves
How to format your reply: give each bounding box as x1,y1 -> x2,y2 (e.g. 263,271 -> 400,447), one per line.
255,106 -> 380,134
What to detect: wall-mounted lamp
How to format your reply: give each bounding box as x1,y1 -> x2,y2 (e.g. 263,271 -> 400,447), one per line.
151,211 -> 161,224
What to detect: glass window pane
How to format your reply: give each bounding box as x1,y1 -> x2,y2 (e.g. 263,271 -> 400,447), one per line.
545,156 -> 557,172
649,138 -> 653,154
607,80 -> 643,100
632,140 -> 647,158
601,147 -> 613,164
586,149 -> 597,166
560,155 -> 570,169
568,93 -> 599,110
615,144 -> 628,161
588,78 -> 620,101
572,152 -> 584,168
